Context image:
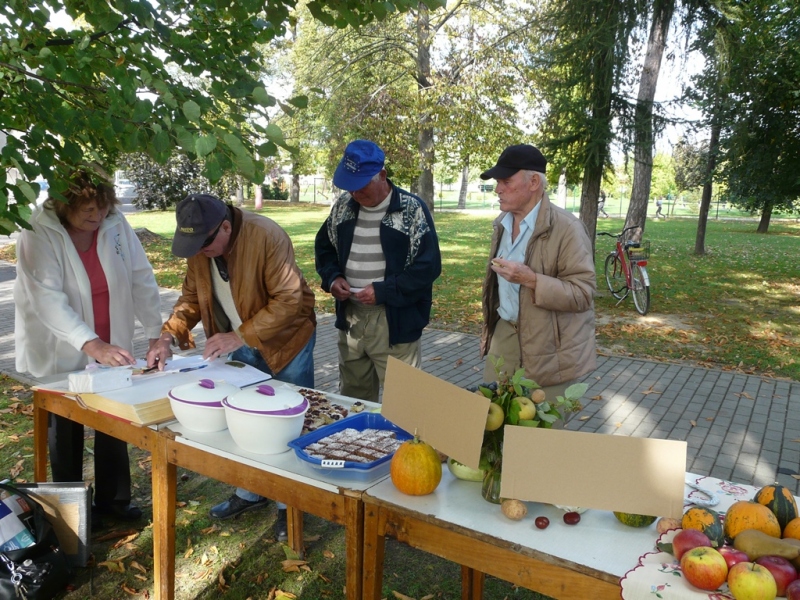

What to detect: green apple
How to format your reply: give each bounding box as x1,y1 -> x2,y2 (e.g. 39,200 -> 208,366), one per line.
485,403 -> 504,431
515,396 -> 536,420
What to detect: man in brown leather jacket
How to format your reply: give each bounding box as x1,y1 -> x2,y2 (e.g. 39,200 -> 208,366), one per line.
479,145 -> 596,403
147,193 -> 316,540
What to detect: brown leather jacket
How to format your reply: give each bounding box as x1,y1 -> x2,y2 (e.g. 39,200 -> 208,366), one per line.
163,207 -> 316,374
481,192 -> 596,386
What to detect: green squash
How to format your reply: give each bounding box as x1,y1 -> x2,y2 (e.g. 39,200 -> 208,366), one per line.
754,483 -> 799,532
614,511 -> 657,528
682,506 -> 725,548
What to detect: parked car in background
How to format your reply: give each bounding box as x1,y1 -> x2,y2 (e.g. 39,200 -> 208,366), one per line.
114,176 -> 137,204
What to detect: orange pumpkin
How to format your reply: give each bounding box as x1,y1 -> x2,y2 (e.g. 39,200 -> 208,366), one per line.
390,436 -> 442,496
783,517 -> 800,540
723,500 -> 781,540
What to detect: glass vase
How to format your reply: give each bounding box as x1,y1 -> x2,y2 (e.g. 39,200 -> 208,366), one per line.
481,459 -> 503,504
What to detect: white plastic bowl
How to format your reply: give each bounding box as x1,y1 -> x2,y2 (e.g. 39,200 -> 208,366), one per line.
168,378 -> 240,432
223,383 -> 309,454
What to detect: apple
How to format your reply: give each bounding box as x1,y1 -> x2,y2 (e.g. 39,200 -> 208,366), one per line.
786,578 -> 800,600
680,546 -> 728,591
755,556 -> 798,596
515,396 -> 536,420
485,403 -> 504,431
719,546 -> 751,570
728,562 -> 777,600
673,528 -> 712,560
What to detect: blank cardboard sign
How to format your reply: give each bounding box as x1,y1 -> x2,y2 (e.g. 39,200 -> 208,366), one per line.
500,426 -> 687,519
382,357 -> 488,470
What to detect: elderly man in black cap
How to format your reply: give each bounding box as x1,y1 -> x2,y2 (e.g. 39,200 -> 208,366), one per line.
146,193 -> 316,539
315,139 -> 441,402
479,144 -> 596,408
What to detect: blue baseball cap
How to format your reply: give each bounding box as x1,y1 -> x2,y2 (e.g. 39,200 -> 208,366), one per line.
333,140 -> 386,191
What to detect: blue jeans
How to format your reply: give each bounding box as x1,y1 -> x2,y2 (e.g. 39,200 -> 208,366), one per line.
229,332 -> 316,504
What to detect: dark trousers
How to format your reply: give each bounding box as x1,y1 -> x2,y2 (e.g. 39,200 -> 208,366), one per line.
48,413 -> 132,508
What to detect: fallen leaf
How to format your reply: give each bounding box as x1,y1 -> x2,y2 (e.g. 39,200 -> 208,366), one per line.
112,532 -> 139,549
323,549 -> 335,559
303,534 -> 321,542
579,416 -> 590,421
184,548 -> 194,559
689,420 -> 696,427
98,561 -> 125,573
429,356 -> 442,361
134,574 -> 147,581
95,529 -> 138,543
454,358 -> 463,367
121,584 -> 138,595
200,524 -> 220,535
130,561 -> 147,574
591,395 -> 603,401
317,573 -> 331,583
793,474 -> 800,481
391,591 -> 416,600
640,386 -> 661,396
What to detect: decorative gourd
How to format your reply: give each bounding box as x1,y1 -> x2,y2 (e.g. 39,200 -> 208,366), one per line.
613,512 -> 657,527
723,500 -> 781,541
682,506 -> 725,548
754,483 -> 799,532
390,436 -> 442,496
783,517 -> 800,540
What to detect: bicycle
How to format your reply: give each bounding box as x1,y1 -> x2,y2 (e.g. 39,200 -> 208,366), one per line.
597,225 -> 651,315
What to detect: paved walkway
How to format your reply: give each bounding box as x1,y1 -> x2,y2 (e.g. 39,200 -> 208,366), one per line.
1,260 -> 799,495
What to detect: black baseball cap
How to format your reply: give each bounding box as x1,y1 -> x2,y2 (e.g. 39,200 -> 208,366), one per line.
171,194 -> 228,257
480,144 -> 547,180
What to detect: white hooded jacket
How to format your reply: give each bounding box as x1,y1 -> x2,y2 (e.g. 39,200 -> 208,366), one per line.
14,205 -> 162,378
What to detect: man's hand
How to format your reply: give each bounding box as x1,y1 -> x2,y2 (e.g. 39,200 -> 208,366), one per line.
82,338 -> 136,367
203,331 -> 245,361
330,276 -> 352,301
353,283 -> 376,305
491,257 -> 537,289
146,334 -> 174,370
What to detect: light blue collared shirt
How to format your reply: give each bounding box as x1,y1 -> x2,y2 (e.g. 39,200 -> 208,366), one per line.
496,203 -> 541,322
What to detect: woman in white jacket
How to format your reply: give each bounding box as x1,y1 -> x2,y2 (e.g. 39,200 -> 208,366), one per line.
14,172 -> 163,522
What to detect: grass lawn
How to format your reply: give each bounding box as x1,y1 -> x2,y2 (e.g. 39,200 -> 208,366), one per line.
124,203 -> 800,381
0,203 -> 798,599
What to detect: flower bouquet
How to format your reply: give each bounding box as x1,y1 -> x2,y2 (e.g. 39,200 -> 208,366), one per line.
473,358 -> 588,503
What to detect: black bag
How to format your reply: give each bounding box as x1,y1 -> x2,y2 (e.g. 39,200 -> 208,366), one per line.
0,483 -> 72,600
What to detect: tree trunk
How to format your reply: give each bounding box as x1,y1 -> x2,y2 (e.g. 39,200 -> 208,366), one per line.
254,183 -> 263,209
457,157 -> 469,209
290,164 -> 300,203
695,119 -> 721,255
579,167 -> 603,255
627,0 -> 675,236
757,199 -> 773,233
416,6 -> 435,211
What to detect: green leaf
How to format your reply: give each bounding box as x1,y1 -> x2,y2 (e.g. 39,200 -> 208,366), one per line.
233,153 -> 255,179
286,95 -> 308,109
518,419 -> 540,428
153,130 -> 170,153
182,100 -> 201,122
204,155 -> 222,183
175,127 -> 195,152
264,124 -> 285,145
252,86 -> 273,106
195,135 -> 217,157
223,133 -> 248,158
565,383 -> 589,400
15,182 -> 37,203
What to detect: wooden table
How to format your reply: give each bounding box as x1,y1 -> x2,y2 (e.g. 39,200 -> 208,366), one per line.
164,421 -> 389,600
362,469 -> 657,599
32,389 -> 176,600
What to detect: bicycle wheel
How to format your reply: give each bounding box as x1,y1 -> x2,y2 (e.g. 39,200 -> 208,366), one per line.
630,263 -> 650,315
604,253 -> 626,299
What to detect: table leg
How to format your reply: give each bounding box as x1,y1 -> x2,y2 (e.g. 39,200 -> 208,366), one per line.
460,566 -> 484,600
152,434 -> 176,600
32,393 -> 49,482
343,495 -> 363,600
286,505 -> 304,558
362,504 -> 386,600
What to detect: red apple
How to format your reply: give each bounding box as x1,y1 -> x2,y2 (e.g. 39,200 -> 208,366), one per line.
719,546 -> 750,570
728,562 -> 777,600
786,578 -> 800,600
755,556 -> 798,596
680,546 -> 728,591
672,528 -> 712,560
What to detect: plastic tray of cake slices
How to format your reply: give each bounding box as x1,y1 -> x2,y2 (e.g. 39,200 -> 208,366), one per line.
287,412 -> 412,481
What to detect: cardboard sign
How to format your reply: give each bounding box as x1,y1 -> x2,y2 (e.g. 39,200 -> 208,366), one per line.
500,426 -> 687,519
382,357 -> 487,469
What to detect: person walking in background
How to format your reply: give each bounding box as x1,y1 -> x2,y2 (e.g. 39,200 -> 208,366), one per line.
315,140 -> 442,402
478,144 -> 596,412
598,190 -> 609,218
655,197 -> 665,219
15,170 -> 163,525
146,193 -> 316,541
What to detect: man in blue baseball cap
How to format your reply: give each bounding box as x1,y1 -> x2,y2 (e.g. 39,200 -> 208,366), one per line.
315,140 -> 442,401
